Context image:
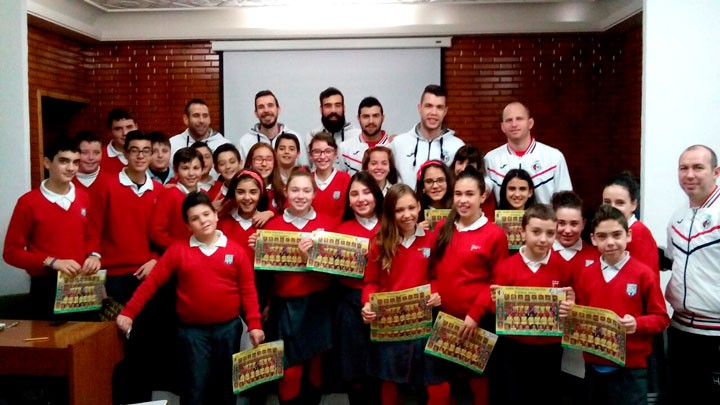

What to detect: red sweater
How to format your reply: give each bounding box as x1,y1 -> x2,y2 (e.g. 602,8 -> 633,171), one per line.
361,230 -> 438,304
100,153 -> 127,175
494,250 -> 576,344
312,171 -> 351,229
555,242 -> 598,276
207,179 -> 225,201
3,188 -> 94,277
482,197 -> 497,224
433,222 -> 508,322
263,213 -> 335,298
150,186 -> 193,251
121,238 -> 261,330
332,218 -> 380,290
72,170 -> 111,200
628,220 -> 660,274
218,215 -> 257,259
90,173 -> 161,276
575,257 -> 669,368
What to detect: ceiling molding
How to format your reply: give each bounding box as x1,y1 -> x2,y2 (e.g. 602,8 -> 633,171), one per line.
28,0 -> 642,42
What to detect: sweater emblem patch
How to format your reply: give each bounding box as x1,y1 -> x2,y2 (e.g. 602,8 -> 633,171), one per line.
81,208 -> 86,217
419,247 -> 431,258
225,254 -> 234,265
333,191 -> 341,200
626,283 -> 637,297
470,244 -> 482,251
585,259 -> 595,267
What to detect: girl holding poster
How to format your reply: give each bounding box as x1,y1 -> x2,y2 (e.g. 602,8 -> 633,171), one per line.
361,183 -> 446,405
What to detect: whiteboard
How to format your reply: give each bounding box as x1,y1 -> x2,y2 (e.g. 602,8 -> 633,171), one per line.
221,47 -> 442,144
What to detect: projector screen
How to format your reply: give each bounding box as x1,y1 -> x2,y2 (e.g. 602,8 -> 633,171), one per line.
220,46 -> 443,146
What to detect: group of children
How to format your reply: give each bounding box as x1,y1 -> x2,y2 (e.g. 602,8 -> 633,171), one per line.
3,119 -> 670,405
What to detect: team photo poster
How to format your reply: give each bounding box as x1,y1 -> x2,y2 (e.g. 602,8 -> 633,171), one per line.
494,210 -> 525,250
425,311 -> 498,374
232,340 -> 285,394
306,231 -> 369,278
561,304 -> 627,366
495,286 -> 566,336
369,284 -> 433,342
253,230 -> 308,272
54,270 -> 107,314
424,209 -> 452,231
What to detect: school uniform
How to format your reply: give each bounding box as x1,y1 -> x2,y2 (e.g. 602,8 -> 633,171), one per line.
627,216 -> 660,274
264,209 -> 335,368
312,169 -> 351,228
148,166 -> 174,185
338,131 -> 390,174
73,168 -> 111,199
207,179 -> 227,201
331,217 -> 379,383
149,183 -> 194,251
494,248 -> 576,405
575,253 -> 669,405
3,181 -> 94,319
101,142 -> 128,174
121,232 -> 261,405
485,138 -> 572,204
362,227 -> 443,385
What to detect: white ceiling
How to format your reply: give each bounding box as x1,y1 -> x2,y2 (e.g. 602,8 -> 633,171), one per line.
28,0 -> 641,41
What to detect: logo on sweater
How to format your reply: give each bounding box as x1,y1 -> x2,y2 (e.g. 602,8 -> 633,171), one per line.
225,254 -> 234,265
551,280 -> 559,287
420,248 -> 431,258
585,259 -> 595,267
333,191 -> 341,200
470,244 -> 483,251
81,208 -> 86,217
626,283 -> 637,297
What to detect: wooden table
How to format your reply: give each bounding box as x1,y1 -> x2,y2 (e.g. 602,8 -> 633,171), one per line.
0,319 -> 124,405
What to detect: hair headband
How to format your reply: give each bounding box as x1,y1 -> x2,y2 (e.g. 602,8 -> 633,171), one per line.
238,170 -> 265,190
416,159 -> 445,181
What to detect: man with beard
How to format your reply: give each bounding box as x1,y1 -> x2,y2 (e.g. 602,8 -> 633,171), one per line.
170,98 -> 229,161
391,84 -> 464,187
235,89 -> 309,166
309,87 -> 361,169
339,96 -> 391,174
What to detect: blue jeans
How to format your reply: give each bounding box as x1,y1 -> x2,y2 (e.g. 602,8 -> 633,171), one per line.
177,317 -> 243,405
585,365 -> 647,405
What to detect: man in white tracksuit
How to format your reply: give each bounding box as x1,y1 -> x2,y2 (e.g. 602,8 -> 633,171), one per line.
391,84 -> 464,187
308,87 -> 360,169
338,96 -> 391,174
234,90 -> 309,167
484,101 -> 572,204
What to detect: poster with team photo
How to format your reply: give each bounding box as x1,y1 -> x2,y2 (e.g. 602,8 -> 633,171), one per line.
369,284 -> 433,342
495,286 -> 566,336
54,270 -> 107,314
306,231 -> 369,278
424,209 -> 452,231
561,304 -> 627,366
232,340 -> 284,394
494,210 -> 525,250
425,311 -> 498,374
254,230 -> 307,272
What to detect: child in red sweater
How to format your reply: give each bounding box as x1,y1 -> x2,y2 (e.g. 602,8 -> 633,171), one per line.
416,160 -> 453,230
551,191 -> 597,401
149,147 -> 204,251
73,130 -> 111,198
361,183 -> 445,405
249,169 -> 335,404
431,166 -> 508,404
332,171 -> 385,404
208,143 -> 242,207
561,205 -> 669,405
3,137 -> 100,319
117,191 -> 264,405
310,132 -> 351,228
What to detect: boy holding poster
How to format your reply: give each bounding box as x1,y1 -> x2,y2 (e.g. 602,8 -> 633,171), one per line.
561,205 -> 669,405
492,203 -> 575,404
117,192 -> 264,405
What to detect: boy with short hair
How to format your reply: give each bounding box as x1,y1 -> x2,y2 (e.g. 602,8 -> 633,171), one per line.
562,205 -> 669,405
4,137 -> 100,319
190,141 -> 216,192
492,203 -> 575,404
150,147 -> 204,251
117,191 -> 264,405
102,108 -> 138,175
208,143 -> 243,204
148,131 -> 174,185
73,130 -> 110,197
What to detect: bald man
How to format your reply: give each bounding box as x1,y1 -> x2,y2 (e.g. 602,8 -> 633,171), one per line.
484,102 -> 572,204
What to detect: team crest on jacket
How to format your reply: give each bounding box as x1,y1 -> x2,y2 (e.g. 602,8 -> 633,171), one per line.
626,283 -> 637,297
441,149 -> 450,164
225,254 -> 234,265
532,161 -> 542,172
333,191 -> 341,200
702,214 -> 712,229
